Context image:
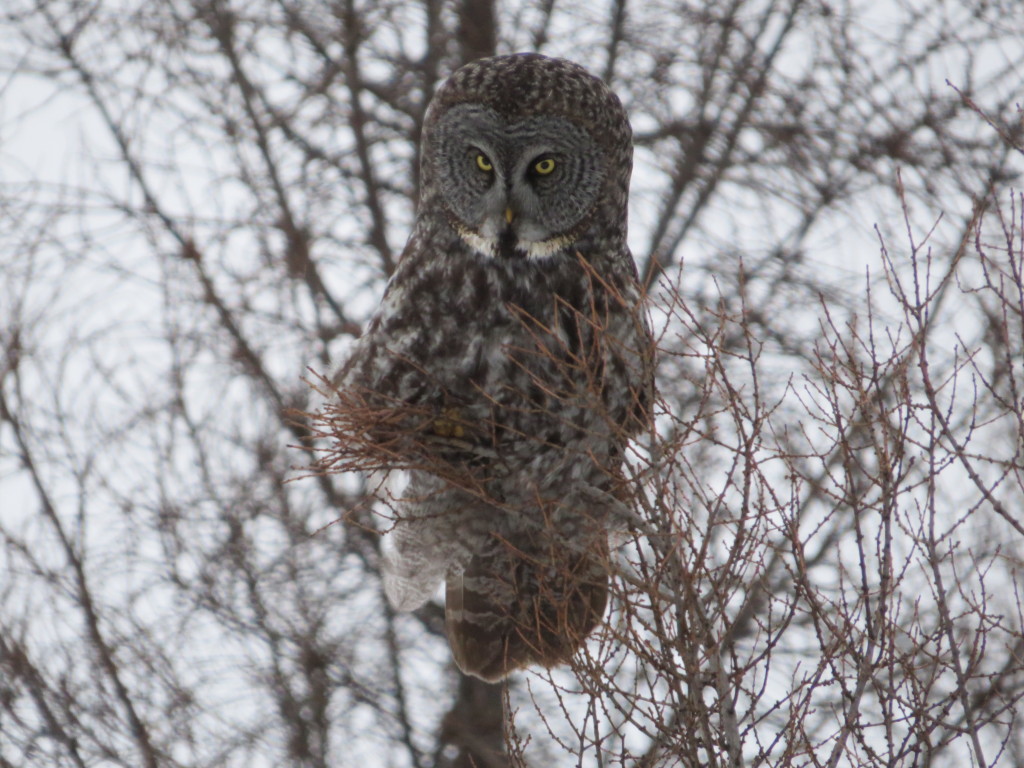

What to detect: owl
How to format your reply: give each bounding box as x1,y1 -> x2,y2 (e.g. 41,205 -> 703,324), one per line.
336,53 -> 653,682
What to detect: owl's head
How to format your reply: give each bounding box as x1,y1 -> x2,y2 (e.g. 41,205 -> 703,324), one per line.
420,54 -> 632,261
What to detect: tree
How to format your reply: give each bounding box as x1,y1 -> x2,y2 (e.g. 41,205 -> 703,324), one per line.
1,0 -> 1022,765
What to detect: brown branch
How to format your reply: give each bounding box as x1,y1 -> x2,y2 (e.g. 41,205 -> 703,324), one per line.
0,386 -> 161,768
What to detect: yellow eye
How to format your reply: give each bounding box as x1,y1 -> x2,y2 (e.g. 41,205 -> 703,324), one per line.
475,153 -> 493,172
534,157 -> 556,175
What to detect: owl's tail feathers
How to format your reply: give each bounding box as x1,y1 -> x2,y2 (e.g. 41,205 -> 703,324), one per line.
445,536 -> 609,682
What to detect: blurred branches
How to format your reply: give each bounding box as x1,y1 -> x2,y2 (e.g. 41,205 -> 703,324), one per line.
1,0 -> 1023,766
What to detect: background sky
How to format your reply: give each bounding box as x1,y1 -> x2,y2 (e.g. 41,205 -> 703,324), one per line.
1,2 -> 1023,766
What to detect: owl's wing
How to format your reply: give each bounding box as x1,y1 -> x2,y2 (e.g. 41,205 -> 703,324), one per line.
334,268 -> 421,398
595,271 -> 657,442
622,297 -> 657,435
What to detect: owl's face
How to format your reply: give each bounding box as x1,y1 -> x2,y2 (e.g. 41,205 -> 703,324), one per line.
419,54 -> 632,263
431,104 -> 605,259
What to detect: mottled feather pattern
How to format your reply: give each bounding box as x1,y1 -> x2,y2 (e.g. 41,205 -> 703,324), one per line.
336,54 -> 654,680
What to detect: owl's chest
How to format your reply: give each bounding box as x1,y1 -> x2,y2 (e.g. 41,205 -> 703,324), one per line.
423,263 -> 592,395
364,250 -> 620,443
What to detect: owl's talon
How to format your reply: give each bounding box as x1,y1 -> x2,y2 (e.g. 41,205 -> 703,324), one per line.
432,407 -> 466,439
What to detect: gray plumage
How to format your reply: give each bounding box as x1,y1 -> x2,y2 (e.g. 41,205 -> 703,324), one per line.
337,53 -> 653,681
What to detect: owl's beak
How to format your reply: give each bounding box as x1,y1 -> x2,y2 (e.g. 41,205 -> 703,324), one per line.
504,207 -> 515,225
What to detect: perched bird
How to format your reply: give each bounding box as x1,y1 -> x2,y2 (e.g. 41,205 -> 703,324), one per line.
336,53 -> 653,681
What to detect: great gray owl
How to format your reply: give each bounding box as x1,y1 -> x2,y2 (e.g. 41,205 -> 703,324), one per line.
336,53 -> 653,681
